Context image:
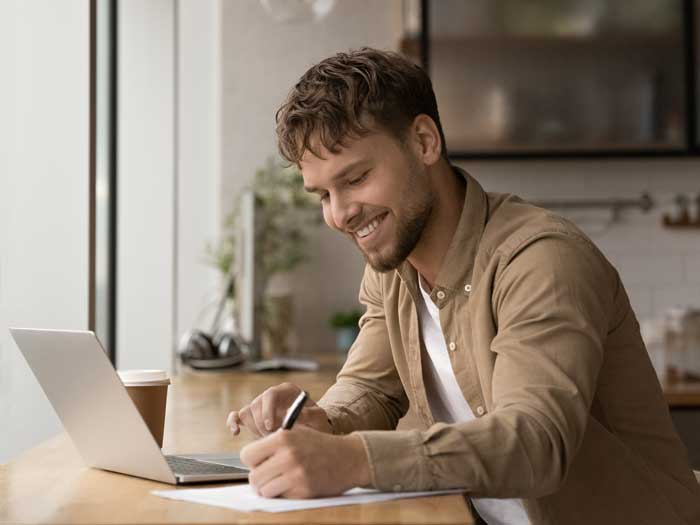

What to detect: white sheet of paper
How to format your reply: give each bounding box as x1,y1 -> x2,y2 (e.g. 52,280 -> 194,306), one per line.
152,484 -> 464,513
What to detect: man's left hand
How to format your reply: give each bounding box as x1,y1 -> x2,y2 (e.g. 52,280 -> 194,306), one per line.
240,425 -> 371,498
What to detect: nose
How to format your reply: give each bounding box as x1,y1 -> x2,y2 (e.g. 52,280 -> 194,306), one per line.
328,193 -> 361,232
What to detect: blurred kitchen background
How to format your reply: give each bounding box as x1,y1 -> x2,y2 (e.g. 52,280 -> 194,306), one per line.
1,0 -> 699,463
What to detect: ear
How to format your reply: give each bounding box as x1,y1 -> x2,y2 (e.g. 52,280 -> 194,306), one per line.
410,114 -> 442,166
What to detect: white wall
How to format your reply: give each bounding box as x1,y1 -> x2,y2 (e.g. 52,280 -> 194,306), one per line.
175,0 -> 222,357
117,0 -> 175,371
117,0 -> 222,372
220,0 -> 403,354
0,0 -> 90,463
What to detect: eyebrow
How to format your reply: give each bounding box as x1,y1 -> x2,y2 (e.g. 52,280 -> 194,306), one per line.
303,160 -> 369,194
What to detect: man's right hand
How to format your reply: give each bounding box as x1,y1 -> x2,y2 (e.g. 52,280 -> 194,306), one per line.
226,382 -> 333,438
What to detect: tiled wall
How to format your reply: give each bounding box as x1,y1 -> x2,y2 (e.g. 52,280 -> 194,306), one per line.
459,158 -> 700,323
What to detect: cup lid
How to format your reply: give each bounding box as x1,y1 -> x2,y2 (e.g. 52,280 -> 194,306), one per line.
117,369 -> 170,385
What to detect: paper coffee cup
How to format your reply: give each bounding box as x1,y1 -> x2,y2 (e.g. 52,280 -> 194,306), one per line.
118,370 -> 170,448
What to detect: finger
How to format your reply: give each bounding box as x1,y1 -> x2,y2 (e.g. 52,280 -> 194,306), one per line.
249,400 -> 270,437
262,383 -> 299,431
240,432 -> 281,468
231,412 -> 242,435
247,449 -> 288,492
260,390 -> 277,432
257,471 -> 292,499
226,411 -> 241,435
238,406 -> 262,438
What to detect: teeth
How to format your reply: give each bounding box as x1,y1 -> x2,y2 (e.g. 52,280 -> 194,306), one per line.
357,217 -> 381,238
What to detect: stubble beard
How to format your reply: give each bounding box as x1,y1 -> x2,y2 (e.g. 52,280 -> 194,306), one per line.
360,191 -> 433,273
350,149 -> 435,273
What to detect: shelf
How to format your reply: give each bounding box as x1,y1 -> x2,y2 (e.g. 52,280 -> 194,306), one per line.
664,379 -> 700,407
406,0 -> 699,158
440,33 -> 679,47
446,141 -> 684,154
662,221 -> 700,229
402,34 -> 683,55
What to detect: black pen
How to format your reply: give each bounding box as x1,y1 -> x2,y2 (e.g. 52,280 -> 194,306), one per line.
281,390 -> 308,430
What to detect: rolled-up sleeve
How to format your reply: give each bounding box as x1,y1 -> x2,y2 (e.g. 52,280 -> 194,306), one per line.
357,234 -> 613,497
318,265 -> 409,435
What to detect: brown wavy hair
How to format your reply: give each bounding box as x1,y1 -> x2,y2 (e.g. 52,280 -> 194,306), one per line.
275,47 -> 447,165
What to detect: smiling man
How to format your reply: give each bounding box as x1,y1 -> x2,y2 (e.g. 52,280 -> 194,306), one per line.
227,48 -> 700,524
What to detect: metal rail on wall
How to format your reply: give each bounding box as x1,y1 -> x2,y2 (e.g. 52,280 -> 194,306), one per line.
532,193 -> 654,222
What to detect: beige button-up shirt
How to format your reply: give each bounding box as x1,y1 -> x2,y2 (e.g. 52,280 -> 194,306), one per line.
317,169 -> 700,524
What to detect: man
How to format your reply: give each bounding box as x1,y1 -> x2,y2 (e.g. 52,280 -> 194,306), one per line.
226,48 -> 700,524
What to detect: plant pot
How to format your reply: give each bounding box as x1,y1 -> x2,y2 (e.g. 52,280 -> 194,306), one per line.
335,327 -> 359,353
262,272 -> 295,357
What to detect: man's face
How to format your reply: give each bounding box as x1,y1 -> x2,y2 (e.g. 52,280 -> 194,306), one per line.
300,129 -> 434,272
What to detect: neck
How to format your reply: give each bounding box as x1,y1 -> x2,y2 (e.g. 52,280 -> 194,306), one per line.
408,161 -> 466,291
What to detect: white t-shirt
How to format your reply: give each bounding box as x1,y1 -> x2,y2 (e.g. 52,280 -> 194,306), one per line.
417,276 -> 530,525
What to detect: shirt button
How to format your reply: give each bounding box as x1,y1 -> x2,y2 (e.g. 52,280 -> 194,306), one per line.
448,342 -> 456,351
476,406 -> 485,416
436,290 -> 445,300
393,484 -> 403,492
464,284 -> 472,293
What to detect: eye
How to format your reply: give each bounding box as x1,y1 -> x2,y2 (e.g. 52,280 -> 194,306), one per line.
319,192 -> 330,203
348,170 -> 370,186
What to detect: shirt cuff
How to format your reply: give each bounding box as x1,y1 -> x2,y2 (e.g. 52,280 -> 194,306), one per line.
356,429 -> 432,492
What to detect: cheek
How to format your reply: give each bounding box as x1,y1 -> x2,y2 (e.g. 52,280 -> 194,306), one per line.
321,205 -> 336,230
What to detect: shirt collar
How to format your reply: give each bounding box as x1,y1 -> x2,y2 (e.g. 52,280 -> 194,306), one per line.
397,166 -> 488,305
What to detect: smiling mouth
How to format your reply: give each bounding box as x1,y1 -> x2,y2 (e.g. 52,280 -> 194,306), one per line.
355,213 -> 387,240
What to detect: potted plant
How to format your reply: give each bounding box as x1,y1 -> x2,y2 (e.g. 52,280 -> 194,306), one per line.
328,309 -> 363,353
206,158 -> 321,356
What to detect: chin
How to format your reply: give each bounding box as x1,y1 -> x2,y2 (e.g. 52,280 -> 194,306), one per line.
364,248 -> 404,273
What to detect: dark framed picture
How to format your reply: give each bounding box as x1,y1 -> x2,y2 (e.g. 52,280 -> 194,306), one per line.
401,0 -> 700,159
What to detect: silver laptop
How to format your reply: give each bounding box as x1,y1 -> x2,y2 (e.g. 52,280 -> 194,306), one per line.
9,327 -> 249,484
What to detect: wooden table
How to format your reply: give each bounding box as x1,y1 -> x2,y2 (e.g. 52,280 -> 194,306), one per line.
663,378 -> 700,408
0,359 -> 473,524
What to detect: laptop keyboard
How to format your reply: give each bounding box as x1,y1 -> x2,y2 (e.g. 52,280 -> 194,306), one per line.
165,455 -> 249,476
